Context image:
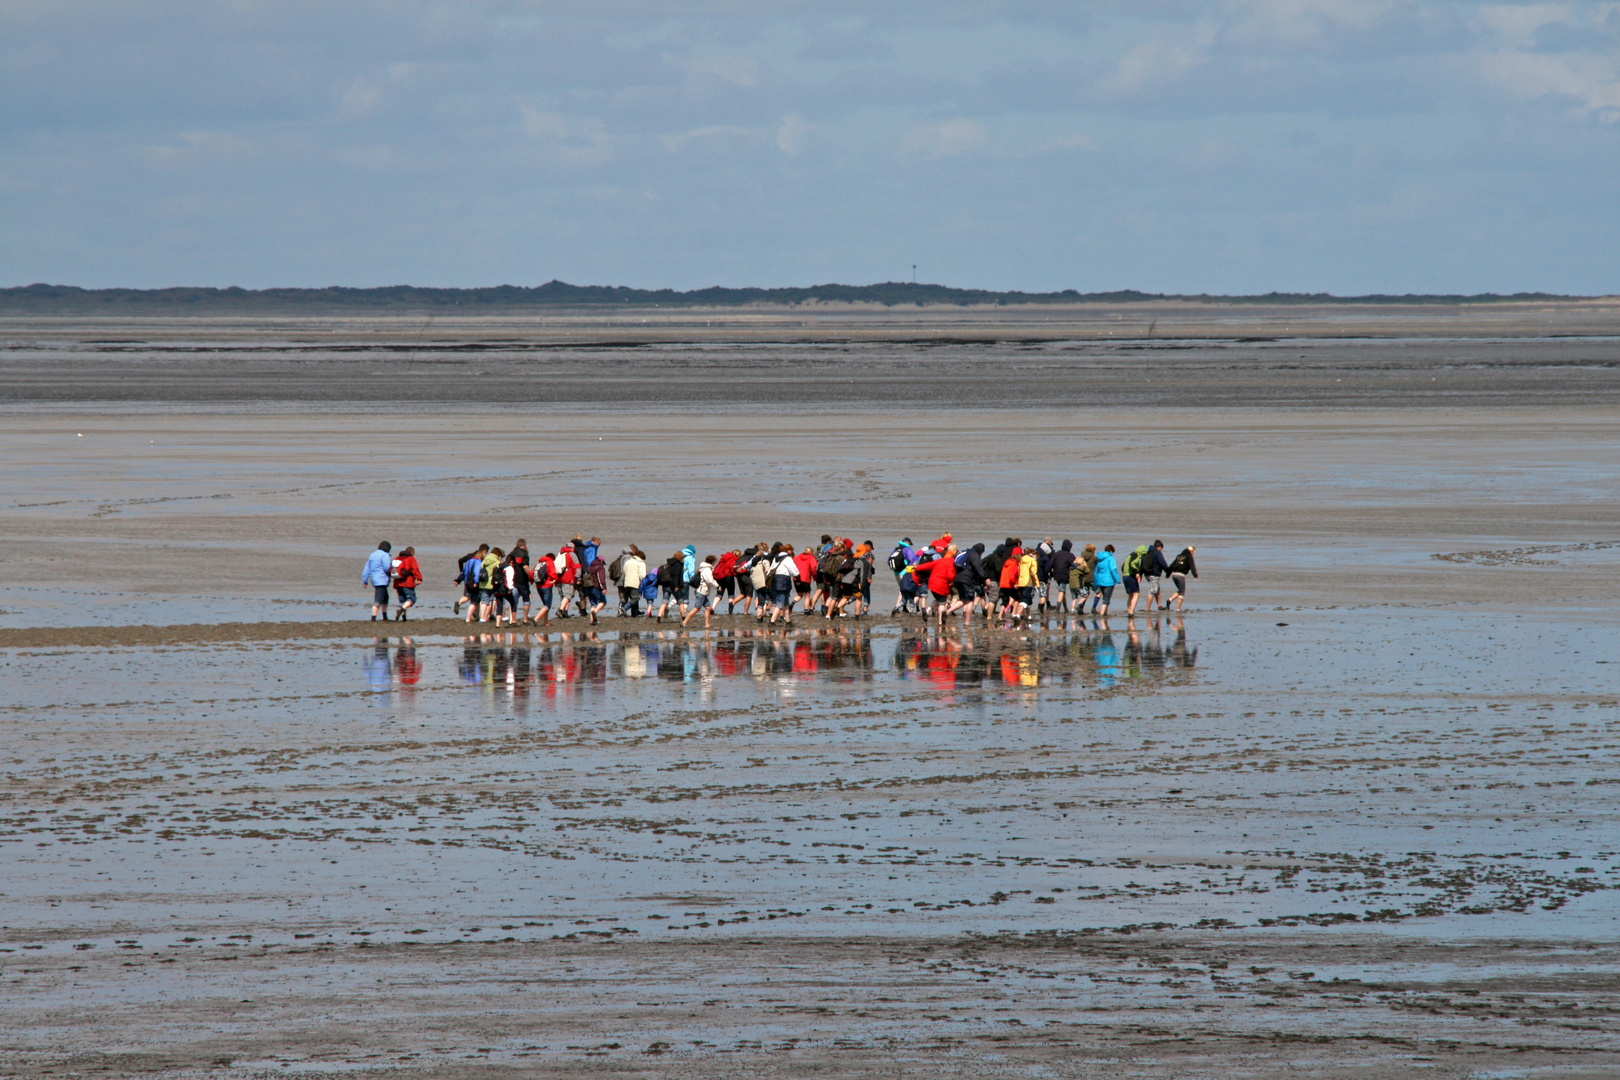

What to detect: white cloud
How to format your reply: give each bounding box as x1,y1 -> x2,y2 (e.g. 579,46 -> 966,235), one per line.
686,53 -> 761,89
1041,133 -> 1093,152
662,124 -> 759,152
1095,22 -> 1217,99
520,107 -> 614,165
901,117 -> 987,157
777,113 -> 810,154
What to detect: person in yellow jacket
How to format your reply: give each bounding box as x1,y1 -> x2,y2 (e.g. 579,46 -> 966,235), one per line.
1011,548 -> 1039,620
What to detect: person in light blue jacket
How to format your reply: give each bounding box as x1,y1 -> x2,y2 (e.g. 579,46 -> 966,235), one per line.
681,544 -> 698,586
1090,543 -> 1121,616
362,541 -> 393,621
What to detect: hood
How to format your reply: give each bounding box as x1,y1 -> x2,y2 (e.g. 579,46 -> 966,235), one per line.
682,545 -> 696,557
972,542 -> 985,554
1061,539 -> 1073,551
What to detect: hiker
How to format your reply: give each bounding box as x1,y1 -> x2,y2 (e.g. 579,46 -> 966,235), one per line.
532,550 -> 559,625
506,540 -> 533,625
656,551 -> 687,623
461,548 -> 488,623
615,547 -> 645,617
1166,545 -> 1198,612
638,553 -> 660,615
1048,540 -> 1076,613
554,541 -> 581,618
362,541 -> 393,621
391,545 -> 422,621
1134,540 -> 1172,615
452,543 -> 487,615
1092,543 -> 1121,615
888,538 -> 920,614
483,546 -> 509,624
910,544 -> 959,624
581,549 -> 609,625
767,544 -> 799,625
682,554 -> 721,628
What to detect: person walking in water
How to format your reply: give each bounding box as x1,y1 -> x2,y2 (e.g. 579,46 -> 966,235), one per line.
1166,544 -> 1198,612
362,541 -> 392,621
391,546 -> 422,621
1091,543 -> 1121,616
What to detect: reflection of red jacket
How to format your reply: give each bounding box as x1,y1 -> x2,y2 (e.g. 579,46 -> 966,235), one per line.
392,555 -> 422,588
912,556 -> 956,594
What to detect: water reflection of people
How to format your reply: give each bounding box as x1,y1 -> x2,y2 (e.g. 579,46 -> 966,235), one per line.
896,619 -> 1194,691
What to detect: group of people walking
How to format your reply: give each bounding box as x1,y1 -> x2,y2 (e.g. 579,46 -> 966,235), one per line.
888,535 -> 1196,625
358,532 -> 1198,626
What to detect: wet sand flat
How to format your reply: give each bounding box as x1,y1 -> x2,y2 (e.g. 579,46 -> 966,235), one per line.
2,614 -> 1618,1076
2,319 -> 1619,1077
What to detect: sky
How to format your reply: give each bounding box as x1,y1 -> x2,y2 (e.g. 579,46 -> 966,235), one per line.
2,1 -> 1618,294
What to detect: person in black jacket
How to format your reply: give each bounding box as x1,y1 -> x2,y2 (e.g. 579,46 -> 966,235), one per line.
1130,540 -> 1172,615
1166,545 -> 1198,612
1047,539 -> 1076,613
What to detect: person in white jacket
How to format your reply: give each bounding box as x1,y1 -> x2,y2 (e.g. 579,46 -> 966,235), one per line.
682,554 -> 721,629
616,546 -> 647,617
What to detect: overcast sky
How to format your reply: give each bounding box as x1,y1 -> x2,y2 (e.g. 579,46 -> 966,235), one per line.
2,1 -> 1618,293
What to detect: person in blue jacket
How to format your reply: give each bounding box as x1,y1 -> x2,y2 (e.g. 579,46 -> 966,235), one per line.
1090,543 -> 1121,616
362,541 -> 393,621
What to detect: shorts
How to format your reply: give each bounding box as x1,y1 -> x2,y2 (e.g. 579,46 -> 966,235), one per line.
536,586 -> 555,609
373,584 -> 391,605
930,589 -> 949,605
1122,575 -> 1140,595
394,586 -> 416,605
690,590 -> 715,610
737,575 -> 755,596
795,580 -> 811,596
513,581 -> 530,604
1018,586 -> 1035,605
1171,572 -> 1188,594
717,575 -> 737,597
1144,577 -> 1161,597
953,580 -> 977,601
662,585 -> 689,604
1095,585 -> 1115,606
582,586 -> 606,606
985,581 -> 1000,603
836,581 -> 859,599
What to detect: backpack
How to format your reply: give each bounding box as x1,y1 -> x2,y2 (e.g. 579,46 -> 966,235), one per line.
887,545 -> 908,573
1125,545 -> 1149,576
608,554 -> 623,582
820,552 -> 843,580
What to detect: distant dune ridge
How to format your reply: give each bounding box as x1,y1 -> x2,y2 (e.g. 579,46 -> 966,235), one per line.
0,280 -> 1587,313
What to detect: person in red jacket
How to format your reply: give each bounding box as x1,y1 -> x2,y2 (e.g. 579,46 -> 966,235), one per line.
793,545 -> 818,615
997,544 -> 1023,619
391,547 -> 423,621
910,545 -> 959,623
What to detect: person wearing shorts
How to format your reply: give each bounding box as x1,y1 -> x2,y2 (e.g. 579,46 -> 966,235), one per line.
392,545 -> 422,622
507,540 -> 533,624
617,546 -> 646,618
1166,545 -> 1198,612
682,555 -> 722,628
362,540 -> 393,621
1091,544 -> 1121,616
461,548 -> 488,623
453,544 -> 487,615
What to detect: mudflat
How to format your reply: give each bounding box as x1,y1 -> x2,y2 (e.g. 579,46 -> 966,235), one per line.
2,312 -> 1618,1078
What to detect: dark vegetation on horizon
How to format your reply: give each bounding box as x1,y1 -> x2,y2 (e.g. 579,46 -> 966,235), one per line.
0,280 -> 1582,313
